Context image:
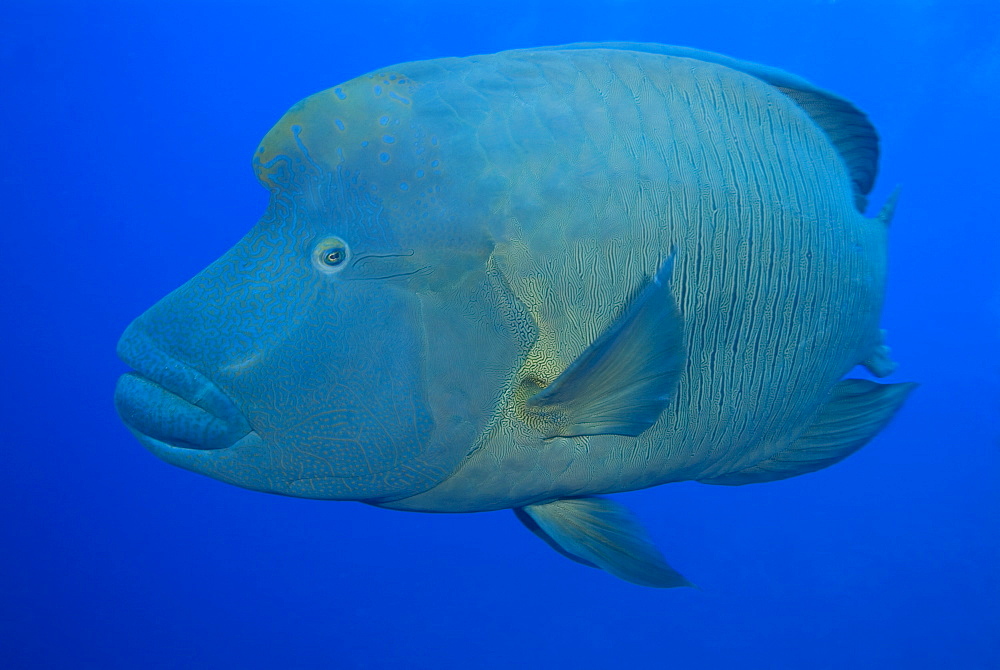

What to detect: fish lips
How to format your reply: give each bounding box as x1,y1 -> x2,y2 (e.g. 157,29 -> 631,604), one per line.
115,327 -> 252,452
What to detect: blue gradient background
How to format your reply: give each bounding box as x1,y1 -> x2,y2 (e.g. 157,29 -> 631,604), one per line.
2,1 -> 997,668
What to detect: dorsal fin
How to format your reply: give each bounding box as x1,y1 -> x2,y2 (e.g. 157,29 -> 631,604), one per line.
773,86 -> 878,211
534,42 -> 880,211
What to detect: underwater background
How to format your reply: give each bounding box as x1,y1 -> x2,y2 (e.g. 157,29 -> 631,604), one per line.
3,1 -> 998,668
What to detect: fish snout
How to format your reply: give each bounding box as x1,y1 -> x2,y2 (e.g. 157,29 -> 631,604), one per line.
115,325 -> 251,452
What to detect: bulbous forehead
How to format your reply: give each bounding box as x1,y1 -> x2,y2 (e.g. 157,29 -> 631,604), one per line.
253,70 -> 434,192
250,64 -> 498,255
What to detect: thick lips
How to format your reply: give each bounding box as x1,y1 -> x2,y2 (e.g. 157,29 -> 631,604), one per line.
114,325 -> 251,451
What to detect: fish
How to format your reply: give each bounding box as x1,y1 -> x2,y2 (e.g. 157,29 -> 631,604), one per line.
114,42 -> 916,588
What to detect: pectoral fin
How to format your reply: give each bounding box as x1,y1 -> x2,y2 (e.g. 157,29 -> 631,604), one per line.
524,254 -> 686,438
514,497 -> 692,588
700,379 -> 917,486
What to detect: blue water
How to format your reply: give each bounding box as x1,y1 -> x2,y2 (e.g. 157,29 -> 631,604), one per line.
3,1 -> 997,668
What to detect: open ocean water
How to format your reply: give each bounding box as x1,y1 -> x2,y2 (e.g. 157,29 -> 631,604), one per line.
3,1 -> 998,668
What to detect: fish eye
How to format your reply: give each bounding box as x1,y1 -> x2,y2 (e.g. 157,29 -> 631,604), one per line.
312,237 -> 350,273
324,249 -> 344,266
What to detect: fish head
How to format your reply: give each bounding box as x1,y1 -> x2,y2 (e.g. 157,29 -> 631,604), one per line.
115,72 -> 529,501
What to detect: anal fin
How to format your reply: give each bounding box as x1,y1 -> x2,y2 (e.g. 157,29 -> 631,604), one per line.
515,497 -> 691,588
700,379 -> 917,486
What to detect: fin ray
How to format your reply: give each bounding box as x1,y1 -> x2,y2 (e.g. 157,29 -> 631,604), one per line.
700,379 -> 917,486
516,497 -> 691,588
524,253 -> 685,438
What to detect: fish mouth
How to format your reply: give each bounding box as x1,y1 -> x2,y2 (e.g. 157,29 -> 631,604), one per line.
115,325 -> 252,452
